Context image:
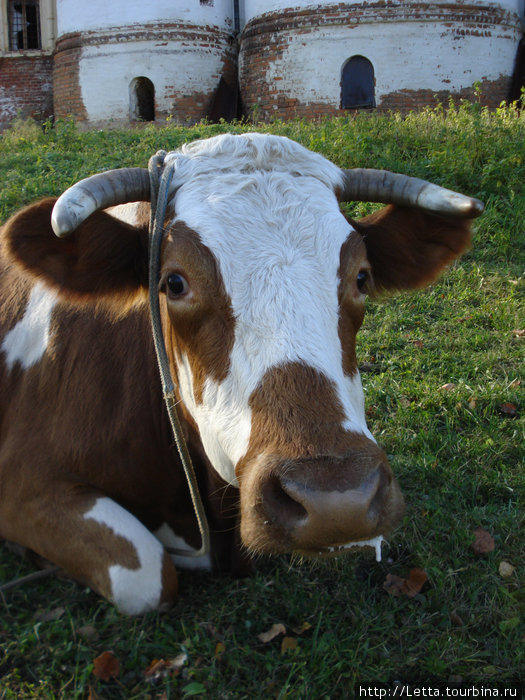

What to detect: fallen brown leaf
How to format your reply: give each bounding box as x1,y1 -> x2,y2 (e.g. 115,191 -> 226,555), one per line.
87,685 -> 101,700
383,573 -> 406,596
35,606 -> 65,622
78,624 -> 99,642
92,651 -> 120,681
440,383 -> 456,391
449,609 -> 465,627
281,637 -> 298,654
258,622 -> 286,643
291,621 -> 312,635
144,653 -> 187,683
472,528 -> 495,555
383,568 -> 428,598
511,329 -> 524,337
499,402 -> 517,417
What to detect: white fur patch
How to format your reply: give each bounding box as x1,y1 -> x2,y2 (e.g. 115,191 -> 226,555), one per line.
154,523 -> 213,572
84,497 -> 165,615
164,134 -> 373,483
1,281 -> 58,371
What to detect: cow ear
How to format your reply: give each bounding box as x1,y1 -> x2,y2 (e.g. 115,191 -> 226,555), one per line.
352,204 -> 472,295
3,198 -> 149,305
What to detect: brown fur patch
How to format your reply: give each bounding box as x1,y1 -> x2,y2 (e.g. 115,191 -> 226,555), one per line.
161,222 -> 235,404
3,198 -> 150,309
351,205 -> 472,294
236,363 -> 404,554
338,232 -> 369,376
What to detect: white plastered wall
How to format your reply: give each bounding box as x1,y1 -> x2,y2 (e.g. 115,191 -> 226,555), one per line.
56,0 -> 234,34
77,40 -> 230,122
243,0 -> 524,23
258,20 -> 522,107
55,0 -> 234,122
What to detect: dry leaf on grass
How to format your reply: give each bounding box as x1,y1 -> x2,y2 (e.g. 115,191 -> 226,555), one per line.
291,621 -> 312,635
472,528 -> 495,555
78,624 -> 99,642
383,568 -> 428,598
144,653 -> 188,682
258,623 -> 286,643
92,651 -> 120,681
35,606 -> 65,622
281,637 -> 298,654
499,561 -> 515,578
449,609 -> 465,627
499,402 -> 517,417
87,686 -> 101,700
440,383 -> 456,391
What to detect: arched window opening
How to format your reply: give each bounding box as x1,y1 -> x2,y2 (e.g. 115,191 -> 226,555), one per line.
8,0 -> 41,50
130,77 -> 155,122
341,56 -> 376,109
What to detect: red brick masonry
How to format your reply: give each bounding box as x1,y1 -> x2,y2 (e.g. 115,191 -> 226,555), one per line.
0,54 -> 53,129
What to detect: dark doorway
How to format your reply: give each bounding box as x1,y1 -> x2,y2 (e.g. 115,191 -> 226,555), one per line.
130,77 -> 155,121
509,37 -> 525,103
207,77 -> 243,123
341,56 -> 376,109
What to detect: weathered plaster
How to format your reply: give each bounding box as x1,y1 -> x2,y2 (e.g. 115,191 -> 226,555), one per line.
243,0 -> 524,23
77,36 -> 230,121
56,0 -> 234,35
257,20 -> 520,107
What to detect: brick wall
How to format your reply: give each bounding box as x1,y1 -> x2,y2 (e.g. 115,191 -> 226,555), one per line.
0,55 -> 53,129
53,34 -> 87,121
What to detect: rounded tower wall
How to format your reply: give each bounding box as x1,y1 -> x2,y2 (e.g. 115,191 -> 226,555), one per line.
53,0 -> 236,124
239,1 -> 524,119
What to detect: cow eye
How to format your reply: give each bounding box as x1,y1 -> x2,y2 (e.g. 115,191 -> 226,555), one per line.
166,273 -> 188,297
357,270 -> 368,293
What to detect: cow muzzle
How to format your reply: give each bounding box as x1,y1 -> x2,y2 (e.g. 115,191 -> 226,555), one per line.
239,444 -> 405,558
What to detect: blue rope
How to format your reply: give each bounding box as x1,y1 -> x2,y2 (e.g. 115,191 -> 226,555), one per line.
148,152 -> 210,559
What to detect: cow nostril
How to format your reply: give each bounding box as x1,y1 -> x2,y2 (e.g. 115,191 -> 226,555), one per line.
261,475 -> 308,529
366,467 -> 391,522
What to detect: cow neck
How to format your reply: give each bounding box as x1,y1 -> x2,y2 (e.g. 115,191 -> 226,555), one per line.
148,150 -> 211,559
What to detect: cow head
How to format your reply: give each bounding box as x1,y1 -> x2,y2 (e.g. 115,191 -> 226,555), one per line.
6,134 -> 482,560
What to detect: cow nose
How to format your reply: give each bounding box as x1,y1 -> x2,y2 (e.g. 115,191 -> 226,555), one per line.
260,457 -> 395,549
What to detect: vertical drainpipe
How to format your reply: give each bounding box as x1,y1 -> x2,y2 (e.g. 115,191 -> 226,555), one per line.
233,0 -> 240,36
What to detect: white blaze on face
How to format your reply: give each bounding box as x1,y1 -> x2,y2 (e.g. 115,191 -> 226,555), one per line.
164,134 -> 373,485
1,281 -> 58,371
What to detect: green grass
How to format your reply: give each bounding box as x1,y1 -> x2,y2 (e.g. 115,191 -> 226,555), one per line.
0,101 -> 524,698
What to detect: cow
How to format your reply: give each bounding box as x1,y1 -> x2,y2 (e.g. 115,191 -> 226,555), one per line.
0,133 -> 483,614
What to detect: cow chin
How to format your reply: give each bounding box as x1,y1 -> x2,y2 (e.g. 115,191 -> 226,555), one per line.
238,450 -> 405,560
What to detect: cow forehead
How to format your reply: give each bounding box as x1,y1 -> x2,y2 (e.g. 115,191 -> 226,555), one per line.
163,135 -> 350,314
161,135 -> 372,485
172,157 -> 356,372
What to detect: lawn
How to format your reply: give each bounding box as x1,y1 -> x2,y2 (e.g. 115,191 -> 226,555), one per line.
0,100 -> 523,698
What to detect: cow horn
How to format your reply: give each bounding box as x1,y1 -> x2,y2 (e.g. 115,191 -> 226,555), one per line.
51,168 -> 151,237
340,169 -> 484,218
